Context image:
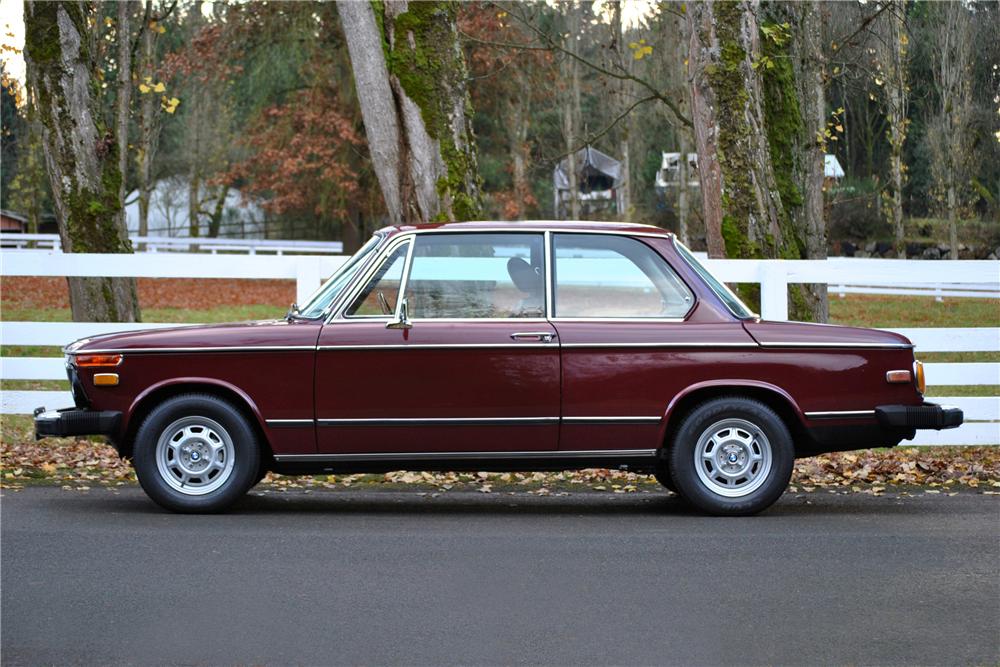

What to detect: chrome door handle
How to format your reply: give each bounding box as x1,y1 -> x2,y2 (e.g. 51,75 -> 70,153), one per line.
510,332 -> 556,342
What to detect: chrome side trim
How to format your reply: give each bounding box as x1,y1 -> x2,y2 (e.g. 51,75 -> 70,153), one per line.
67,345 -> 315,355
273,448 -> 657,463
560,342 -> 758,349
759,342 -> 914,349
317,343 -> 553,351
804,410 -> 877,420
317,416 -> 559,427
265,419 -> 315,427
563,416 -> 661,424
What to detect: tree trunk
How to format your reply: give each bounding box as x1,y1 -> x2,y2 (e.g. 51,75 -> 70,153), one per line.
338,0 -> 482,224
24,1 -> 140,323
678,136 -> 690,245
136,0 -> 161,247
115,1 -> 132,236
877,1 -> 909,255
928,1 -> 972,260
611,2 -> 631,220
790,0 -> 828,321
687,0 -> 783,261
507,85 -> 530,220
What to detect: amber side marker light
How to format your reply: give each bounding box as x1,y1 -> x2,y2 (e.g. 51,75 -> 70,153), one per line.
914,360 -> 926,394
93,373 -> 119,387
75,353 -> 123,368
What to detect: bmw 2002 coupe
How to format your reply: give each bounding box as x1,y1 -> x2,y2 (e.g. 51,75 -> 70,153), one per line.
35,221 -> 962,514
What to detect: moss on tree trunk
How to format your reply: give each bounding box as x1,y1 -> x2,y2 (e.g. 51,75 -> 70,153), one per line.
24,1 -> 140,323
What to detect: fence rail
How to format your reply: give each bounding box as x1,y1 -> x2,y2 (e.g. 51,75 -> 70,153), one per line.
2,251 -> 997,446
0,233 -> 343,255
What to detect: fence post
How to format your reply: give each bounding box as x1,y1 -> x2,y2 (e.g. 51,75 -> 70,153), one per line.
295,258 -> 322,305
759,262 -> 789,321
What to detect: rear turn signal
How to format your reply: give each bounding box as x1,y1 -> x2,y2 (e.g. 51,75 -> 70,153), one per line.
914,360 -> 926,395
75,353 -> 123,368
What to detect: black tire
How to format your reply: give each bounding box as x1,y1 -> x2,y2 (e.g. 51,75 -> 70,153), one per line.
667,397 -> 793,516
652,461 -> 677,493
133,394 -> 261,513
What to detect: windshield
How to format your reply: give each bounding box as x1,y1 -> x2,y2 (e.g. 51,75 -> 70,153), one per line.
673,240 -> 756,319
297,233 -> 385,318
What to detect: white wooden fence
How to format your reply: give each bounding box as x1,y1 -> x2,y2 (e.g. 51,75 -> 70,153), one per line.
0,233 -> 342,255
1,251 -> 997,446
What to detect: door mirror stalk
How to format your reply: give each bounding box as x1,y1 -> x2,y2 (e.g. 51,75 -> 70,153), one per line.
386,297 -> 413,330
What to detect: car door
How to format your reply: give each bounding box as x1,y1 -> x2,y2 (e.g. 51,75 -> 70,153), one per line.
314,231 -> 560,455
549,232 -> 753,452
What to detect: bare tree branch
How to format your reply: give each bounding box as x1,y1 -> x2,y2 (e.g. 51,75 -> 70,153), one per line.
498,2 -> 692,128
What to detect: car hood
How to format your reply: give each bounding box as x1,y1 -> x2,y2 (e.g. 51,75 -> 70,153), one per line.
742,320 -> 913,349
66,319 -> 322,353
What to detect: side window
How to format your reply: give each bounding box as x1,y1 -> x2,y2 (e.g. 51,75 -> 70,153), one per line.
553,234 -> 692,318
405,233 -> 545,319
345,241 -> 410,317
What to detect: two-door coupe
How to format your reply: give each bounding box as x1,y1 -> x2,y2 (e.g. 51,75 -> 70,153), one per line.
35,221 -> 962,514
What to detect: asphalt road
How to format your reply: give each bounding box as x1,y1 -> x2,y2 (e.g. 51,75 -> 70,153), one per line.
2,487 -> 998,667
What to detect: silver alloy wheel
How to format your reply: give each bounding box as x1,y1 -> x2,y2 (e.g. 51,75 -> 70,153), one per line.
155,416 -> 235,496
693,418 -> 772,498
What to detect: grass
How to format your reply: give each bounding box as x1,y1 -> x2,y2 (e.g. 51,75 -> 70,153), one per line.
925,385 -> 1000,398
828,294 -> 1000,328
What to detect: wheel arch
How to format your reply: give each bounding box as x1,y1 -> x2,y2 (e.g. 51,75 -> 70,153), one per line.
658,380 -> 808,455
120,378 -> 272,460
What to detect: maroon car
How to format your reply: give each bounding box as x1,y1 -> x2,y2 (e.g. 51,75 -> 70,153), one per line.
35,221 -> 962,514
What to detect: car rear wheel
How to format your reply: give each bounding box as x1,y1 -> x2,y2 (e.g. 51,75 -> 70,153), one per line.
667,397 -> 793,516
133,394 -> 260,513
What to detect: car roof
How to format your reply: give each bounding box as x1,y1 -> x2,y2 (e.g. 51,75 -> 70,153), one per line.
379,220 -> 674,237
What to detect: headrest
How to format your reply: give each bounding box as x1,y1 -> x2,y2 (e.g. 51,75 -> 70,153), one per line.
507,257 -> 542,295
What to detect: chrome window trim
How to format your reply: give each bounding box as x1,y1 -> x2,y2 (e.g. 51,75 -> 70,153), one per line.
330,230 -> 551,324
301,231 -> 388,321
549,317 -> 687,324
549,231 -> 696,321
543,230 -> 554,319
332,233 -> 415,323
409,225 -> 671,240
672,238 -> 757,320
326,317 -> 551,325
804,410 -> 877,420
273,448 -> 657,463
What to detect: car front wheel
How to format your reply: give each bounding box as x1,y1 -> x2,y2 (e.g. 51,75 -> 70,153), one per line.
667,397 -> 793,516
133,394 -> 260,513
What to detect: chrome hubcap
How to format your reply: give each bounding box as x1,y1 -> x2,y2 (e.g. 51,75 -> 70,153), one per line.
155,416 -> 235,496
694,418 -> 772,498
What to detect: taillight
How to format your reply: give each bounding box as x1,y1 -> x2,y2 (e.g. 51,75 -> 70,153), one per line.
74,353 -> 123,368
914,360 -> 926,395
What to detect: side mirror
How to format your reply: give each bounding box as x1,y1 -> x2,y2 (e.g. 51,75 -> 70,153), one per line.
386,296 -> 412,330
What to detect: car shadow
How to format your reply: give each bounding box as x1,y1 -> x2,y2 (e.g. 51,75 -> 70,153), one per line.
82,486 -> 953,519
